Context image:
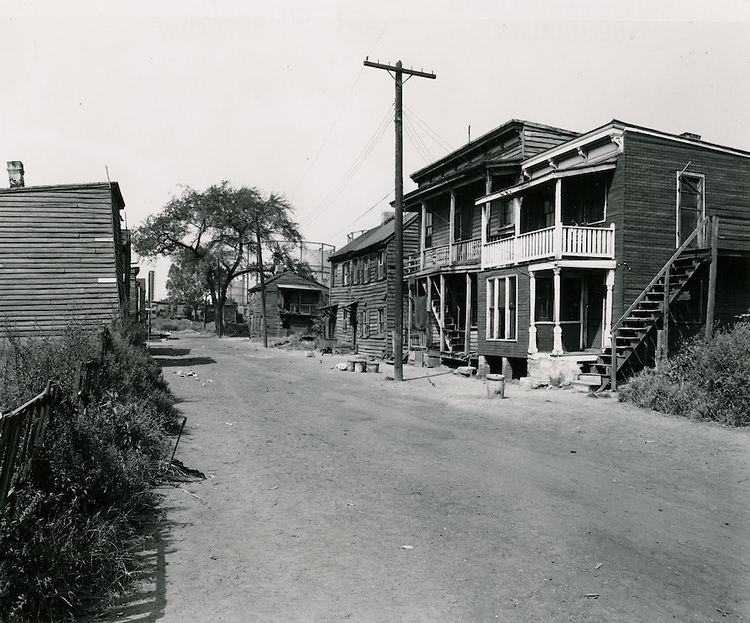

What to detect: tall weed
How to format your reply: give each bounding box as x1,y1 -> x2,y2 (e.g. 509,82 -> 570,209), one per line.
0,321 -> 178,621
619,321 -> 750,426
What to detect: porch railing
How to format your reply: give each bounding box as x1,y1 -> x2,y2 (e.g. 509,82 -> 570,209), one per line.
282,303 -> 317,315
482,224 -> 615,268
404,238 -> 481,275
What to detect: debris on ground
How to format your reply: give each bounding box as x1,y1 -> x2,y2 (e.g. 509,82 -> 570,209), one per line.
164,459 -> 206,482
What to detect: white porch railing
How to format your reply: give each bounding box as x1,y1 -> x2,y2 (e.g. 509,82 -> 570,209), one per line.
482,224 -> 615,268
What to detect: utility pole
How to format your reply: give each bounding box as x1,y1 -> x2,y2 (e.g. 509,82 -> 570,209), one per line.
364,58 -> 436,381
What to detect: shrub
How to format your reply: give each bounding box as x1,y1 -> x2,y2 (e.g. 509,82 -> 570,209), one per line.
619,321 -> 750,426
0,322 -> 178,621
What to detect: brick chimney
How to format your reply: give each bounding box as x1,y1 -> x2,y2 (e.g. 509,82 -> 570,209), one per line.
7,161 -> 24,188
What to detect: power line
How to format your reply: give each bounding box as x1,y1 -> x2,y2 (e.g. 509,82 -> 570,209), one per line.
404,104 -> 454,153
292,65 -> 365,195
299,103 -> 393,227
327,188 -> 394,239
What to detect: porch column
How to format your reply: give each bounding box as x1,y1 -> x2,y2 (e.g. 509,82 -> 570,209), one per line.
513,197 -> 522,262
603,269 -> 615,349
554,178 -> 563,260
449,189 -> 456,264
528,270 -> 538,354
552,266 -> 563,355
464,273 -> 472,353
420,201 -> 427,270
439,274 -> 446,350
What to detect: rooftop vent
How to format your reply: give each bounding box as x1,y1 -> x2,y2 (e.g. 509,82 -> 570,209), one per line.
680,132 -> 701,141
7,161 -> 24,188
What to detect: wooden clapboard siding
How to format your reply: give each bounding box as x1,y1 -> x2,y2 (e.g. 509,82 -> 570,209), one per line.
0,182 -> 126,338
521,124 -> 580,158
329,216 -> 420,357
618,131 -> 750,319
246,272 -> 327,339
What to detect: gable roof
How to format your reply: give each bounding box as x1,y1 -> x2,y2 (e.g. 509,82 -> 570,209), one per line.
329,213 -> 418,262
248,271 -> 327,294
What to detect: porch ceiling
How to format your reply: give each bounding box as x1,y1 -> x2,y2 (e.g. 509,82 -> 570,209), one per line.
476,156 -> 618,205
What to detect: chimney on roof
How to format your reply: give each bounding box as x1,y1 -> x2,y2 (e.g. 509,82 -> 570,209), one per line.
7,161 -> 24,188
680,132 -> 701,141
381,210 -> 395,225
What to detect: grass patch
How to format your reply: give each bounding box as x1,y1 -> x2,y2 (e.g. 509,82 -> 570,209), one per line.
619,321 -> 750,427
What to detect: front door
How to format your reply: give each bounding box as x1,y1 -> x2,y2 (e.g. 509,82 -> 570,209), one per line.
677,172 -> 705,247
584,275 -> 605,349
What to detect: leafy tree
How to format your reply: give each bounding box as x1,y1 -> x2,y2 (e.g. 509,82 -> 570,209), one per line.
133,182 -> 301,337
166,251 -> 209,319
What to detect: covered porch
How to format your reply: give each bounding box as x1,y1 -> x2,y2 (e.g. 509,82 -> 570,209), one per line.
527,262 -> 616,356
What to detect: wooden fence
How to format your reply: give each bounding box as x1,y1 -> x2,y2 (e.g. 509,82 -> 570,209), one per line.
0,381 -> 58,510
0,326 -> 110,511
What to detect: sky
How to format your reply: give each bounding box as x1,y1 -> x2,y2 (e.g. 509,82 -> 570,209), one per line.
2,0 -> 749,298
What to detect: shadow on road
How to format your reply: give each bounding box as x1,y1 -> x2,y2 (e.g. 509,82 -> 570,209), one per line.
148,347 -> 191,357
155,356 -> 216,368
91,517 -> 173,623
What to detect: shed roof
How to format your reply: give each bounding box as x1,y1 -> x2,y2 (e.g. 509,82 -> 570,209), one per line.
248,271 -> 327,294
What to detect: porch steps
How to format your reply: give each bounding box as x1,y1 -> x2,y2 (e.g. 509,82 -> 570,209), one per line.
572,373 -> 602,393
594,247 -> 710,389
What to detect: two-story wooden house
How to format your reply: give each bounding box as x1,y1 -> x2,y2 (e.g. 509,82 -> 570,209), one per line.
475,120 -> 750,386
327,213 -> 419,357
0,163 -> 132,338
402,120 -> 579,364
247,271 -> 328,339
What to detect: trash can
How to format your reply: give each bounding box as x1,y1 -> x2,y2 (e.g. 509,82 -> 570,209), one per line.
486,373 -> 506,399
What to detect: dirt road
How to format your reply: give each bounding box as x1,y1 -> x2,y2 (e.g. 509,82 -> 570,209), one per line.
103,333 -> 750,622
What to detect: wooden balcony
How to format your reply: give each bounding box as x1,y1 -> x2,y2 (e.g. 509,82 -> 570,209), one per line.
280,303 -> 317,315
482,224 -> 615,268
404,238 -> 481,275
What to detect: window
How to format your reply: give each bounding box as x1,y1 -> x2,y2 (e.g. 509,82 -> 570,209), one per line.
535,277 -> 553,322
352,259 -> 359,284
424,212 -> 433,248
487,199 -> 514,240
520,183 -> 556,233
342,261 -> 351,286
363,256 -> 371,283
486,275 -> 517,340
358,309 -> 370,338
377,250 -> 386,279
377,308 -> 385,335
562,173 -> 607,225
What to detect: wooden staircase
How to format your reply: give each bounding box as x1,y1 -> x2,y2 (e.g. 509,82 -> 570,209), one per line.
430,300 -> 464,353
593,216 -> 716,390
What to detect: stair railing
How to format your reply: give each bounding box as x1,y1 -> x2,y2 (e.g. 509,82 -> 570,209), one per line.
609,215 -> 712,390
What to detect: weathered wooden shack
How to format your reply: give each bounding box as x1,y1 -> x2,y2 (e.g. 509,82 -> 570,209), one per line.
0,165 -> 130,337
247,272 -> 328,339
327,213 -> 419,357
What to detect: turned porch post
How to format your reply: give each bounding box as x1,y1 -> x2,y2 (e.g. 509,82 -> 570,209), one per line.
552,266 -> 563,355
528,270 -> 538,354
